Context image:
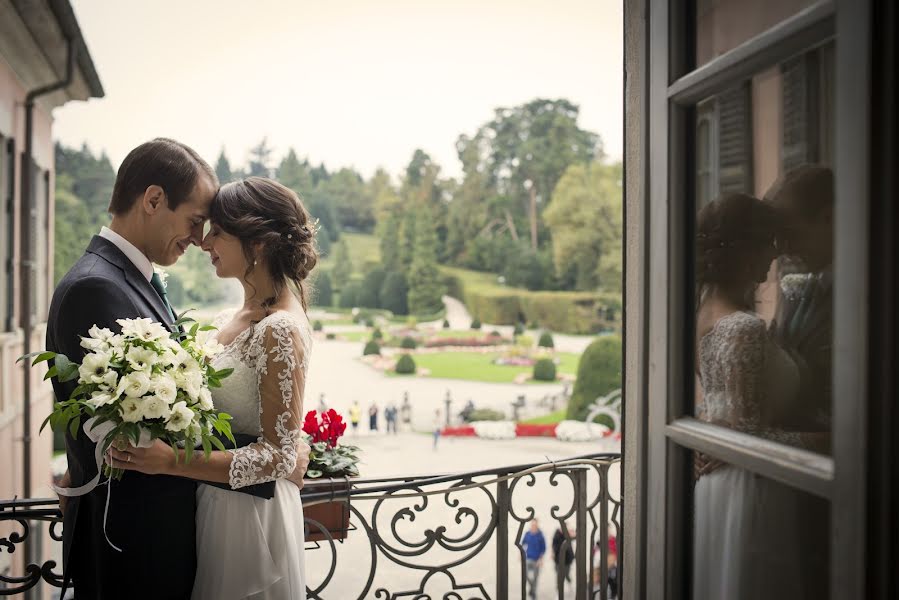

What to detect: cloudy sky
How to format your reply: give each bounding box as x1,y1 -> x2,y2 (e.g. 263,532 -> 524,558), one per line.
54,0 -> 623,180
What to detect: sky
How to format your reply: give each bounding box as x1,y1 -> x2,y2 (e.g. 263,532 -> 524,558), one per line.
53,0 -> 623,181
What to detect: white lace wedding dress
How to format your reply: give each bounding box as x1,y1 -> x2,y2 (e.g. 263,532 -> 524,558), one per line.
192,310 -> 311,600
693,311 -> 806,600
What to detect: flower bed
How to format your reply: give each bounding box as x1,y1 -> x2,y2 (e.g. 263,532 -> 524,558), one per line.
424,337 -> 510,348
440,420 -> 617,441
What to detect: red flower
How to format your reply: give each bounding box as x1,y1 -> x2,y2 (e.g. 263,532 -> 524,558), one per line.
304,409 -> 347,448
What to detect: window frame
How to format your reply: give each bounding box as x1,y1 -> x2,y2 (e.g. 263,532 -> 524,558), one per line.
632,0 -> 871,597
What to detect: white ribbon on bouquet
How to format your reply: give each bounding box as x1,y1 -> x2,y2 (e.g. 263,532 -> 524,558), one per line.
51,416 -> 154,551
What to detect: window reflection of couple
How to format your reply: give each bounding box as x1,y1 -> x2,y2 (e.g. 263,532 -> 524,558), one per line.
693,166 -> 832,599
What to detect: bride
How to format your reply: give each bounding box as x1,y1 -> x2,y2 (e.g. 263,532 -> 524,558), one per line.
693,193 -> 806,599
110,177 -> 316,599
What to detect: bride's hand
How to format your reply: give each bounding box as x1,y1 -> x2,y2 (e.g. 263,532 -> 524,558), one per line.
107,439 -> 177,475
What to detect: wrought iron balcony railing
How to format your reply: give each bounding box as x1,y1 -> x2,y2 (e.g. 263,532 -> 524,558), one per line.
1,452 -> 621,599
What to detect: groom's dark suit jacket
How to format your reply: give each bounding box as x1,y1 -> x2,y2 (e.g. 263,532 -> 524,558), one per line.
47,236 -> 197,599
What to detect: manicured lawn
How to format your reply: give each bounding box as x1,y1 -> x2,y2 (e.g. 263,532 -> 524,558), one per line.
318,232 -> 380,271
405,351 -> 580,384
522,409 -> 568,425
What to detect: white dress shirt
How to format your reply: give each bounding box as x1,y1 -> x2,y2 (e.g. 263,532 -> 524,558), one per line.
99,226 -> 154,282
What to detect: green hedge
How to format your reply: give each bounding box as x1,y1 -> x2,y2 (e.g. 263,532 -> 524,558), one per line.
441,267 -> 621,335
395,354 -> 416,374
533,358 -> 557,381
363,340 -> 381,356
567,336 -> 622,421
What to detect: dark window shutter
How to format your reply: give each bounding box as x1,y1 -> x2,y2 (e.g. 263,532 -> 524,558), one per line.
781,53 -> 820,171
717,82 -> 753,194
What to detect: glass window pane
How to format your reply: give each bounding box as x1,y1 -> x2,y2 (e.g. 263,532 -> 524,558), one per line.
695,0 -> 819,67
691,43 -> 835,455
691,456 -> 830,598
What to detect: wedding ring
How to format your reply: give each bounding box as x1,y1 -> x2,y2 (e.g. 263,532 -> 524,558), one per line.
126,454 -> 132,463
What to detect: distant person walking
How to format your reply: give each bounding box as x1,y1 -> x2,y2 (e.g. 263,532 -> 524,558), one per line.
349,401 -> 361,435
521,519 -> 547,599
385,404 -> 398,434
432,409 -> 442,449
552,522 -> 575,592
369,403 -> 379,432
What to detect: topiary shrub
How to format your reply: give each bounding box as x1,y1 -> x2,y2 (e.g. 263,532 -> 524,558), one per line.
513,323 -> 525,336
325,333 -> 336,340
364,317 -> 375,328
371,327 -> 383,340
400,336 -> 417,349
395,353 -> 416,374
466,408 -> 506,422
470,318 -> 482,330
313,320 -> 323,332
537,331 -> 555,348
489,330 -> 502,338
567,336 -> 622,422
533,358 -> 557,381
442,319 -> 450,329
363,340 -> 381,356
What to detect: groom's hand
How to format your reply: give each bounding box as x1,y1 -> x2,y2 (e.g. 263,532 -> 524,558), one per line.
57,470 -> 71,516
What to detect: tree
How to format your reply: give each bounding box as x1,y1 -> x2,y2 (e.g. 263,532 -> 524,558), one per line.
399,209 -> 417,271
567,336 -> 622,421
318,168 -> 374,232
338,280 -> 362,308
313,271 -> 333,307
247,137 -> 274,177
406,208 -> 445,315
332,238 -> 353,287
306,192 -> 340,242
277,148 -> 314,199
461,99 -> 600,250
369,168 -> 402,224
315,226 -> 332,258
378,213 -> 402,272
544,161 -> 623,292
379,271 -> 409,315
215,147 -> 233,183
358,267 -> 387,308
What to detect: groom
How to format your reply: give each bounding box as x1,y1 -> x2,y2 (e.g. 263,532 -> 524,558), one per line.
47,138 -> 278,599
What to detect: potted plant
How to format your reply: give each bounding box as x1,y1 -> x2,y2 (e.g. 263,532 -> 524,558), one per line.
301,409 -> 360,541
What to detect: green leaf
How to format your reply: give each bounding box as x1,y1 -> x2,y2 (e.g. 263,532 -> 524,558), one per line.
215,367 -> 234,379
306,469 -> 323,479
55,355 -> 80,382
198,325 -> 217,332
43,365 -> 58,381
40,413 -> 52,433
210,436 -> 227,452
201,437 -> 211,458
68,414 -> 81,439
32,351 -> 58,366
17,350 -> 55,364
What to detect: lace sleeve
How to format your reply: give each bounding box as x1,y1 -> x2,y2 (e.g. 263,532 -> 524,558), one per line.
715,316 -> 803,446
717,317 -> 767,432
227,316 -> 308,489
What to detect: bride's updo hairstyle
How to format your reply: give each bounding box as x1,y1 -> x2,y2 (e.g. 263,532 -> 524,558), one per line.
210,177 -> 318,311
696,193 -> 778,306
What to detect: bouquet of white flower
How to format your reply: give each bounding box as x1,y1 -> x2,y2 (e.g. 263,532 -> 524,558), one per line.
21,316 -> 235,481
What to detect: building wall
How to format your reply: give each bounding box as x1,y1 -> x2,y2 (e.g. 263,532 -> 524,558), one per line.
0,53 -> 58,505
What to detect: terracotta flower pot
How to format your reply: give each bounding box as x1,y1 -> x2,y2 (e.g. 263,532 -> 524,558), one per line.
301,477 -> 352,542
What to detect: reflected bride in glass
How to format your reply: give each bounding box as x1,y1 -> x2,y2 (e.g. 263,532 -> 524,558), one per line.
692,193 -> 806,599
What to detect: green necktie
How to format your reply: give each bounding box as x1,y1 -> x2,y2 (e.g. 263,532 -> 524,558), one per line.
150,272 -> 176,323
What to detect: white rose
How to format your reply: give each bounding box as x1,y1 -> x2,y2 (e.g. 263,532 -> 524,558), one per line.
79,336 -> 109,353
85,391 -> 116,409
108,334 -> 127,352
182,373 -> 203,401
88,325 -> 115,341
165,401 -> 194,432
120,397 -> 144,423
197,387 -> 214,411
116,372 -> 152,399
125,347 -> 158,372
152,375 -> 178,405
99,370 -> 118,391
117,318 -> 169,342
141,394 -> 171,420
78,352 -> 112,384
